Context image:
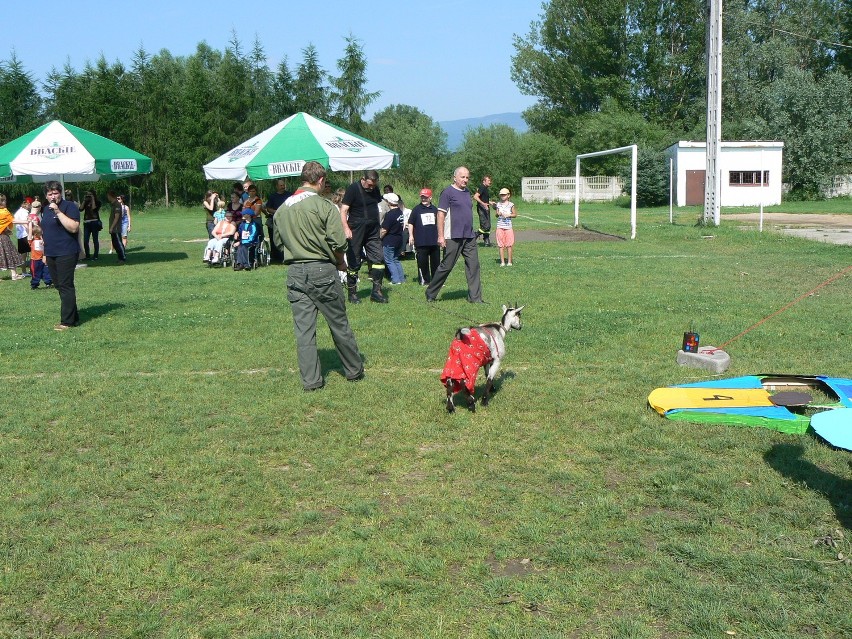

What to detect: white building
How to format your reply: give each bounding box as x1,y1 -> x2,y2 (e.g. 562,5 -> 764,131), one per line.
665,141 -> 784,207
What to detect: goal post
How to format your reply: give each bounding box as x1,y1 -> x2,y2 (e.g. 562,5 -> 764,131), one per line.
574,144 -> 638,239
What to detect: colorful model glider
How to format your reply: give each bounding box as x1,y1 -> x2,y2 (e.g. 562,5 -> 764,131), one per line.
648,375 -> 852,450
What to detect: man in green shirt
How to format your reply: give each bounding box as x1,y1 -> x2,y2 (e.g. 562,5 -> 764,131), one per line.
272,161 -> 364,391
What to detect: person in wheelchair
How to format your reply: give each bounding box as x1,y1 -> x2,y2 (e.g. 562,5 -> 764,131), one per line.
203,210 -> 238,265
234,209 -> 259,271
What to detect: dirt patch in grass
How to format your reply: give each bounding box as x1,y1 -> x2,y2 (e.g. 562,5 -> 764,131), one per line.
515,227 -> 625,242
486,554 -> 535,577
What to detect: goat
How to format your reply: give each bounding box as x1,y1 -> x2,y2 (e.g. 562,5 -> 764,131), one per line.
440,304 -> 524,413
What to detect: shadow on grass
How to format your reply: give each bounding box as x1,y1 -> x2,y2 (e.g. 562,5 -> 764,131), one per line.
578,224 -> 627,241
437,289 -> 474,302
80,303 -> 126,325
476,370 -> 516,403
86,246 -> 189,265
316,349 -> 364,381
764,442 -> 852,530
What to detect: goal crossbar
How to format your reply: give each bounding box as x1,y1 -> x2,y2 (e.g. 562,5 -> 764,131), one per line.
574,144 -> 637,239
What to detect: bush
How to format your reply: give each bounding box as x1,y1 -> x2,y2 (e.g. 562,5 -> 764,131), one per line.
621,147 -> 670,207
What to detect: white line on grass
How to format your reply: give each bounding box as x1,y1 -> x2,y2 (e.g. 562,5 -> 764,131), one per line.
539,254 -> 700,260
518,214 -> 560,225
0,364 -> 547,381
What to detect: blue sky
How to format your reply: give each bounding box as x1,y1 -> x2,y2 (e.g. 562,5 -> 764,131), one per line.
4,0 -> 541,123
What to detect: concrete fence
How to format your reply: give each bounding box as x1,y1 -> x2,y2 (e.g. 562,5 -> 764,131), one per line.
825,175 -> 852,198
521,176 -> 625,203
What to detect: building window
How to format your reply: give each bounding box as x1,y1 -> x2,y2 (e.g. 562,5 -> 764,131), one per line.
729,170 -> 769,186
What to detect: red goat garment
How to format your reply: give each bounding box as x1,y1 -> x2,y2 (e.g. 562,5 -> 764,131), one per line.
441,329 -> 493,394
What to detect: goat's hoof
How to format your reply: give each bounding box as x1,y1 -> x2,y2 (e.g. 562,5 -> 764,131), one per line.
446,401 -> 455,414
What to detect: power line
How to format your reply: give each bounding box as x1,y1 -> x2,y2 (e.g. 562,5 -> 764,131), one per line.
771,27 -> 852,50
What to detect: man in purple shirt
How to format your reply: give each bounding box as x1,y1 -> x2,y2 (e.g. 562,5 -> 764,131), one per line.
425,166 -> 484,303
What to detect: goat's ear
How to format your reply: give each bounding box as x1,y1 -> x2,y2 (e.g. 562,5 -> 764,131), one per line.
502,304 -> 508,313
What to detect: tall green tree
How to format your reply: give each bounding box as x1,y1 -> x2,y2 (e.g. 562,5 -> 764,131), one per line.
124,46 -> 167,204
621,146 -> 670,207
514,132 -> 576,179
513,0 -> 851,198
369,105 -> 448,189
272,57 -> 296,120
511,0 -> 631,135
331,34 -> 380,133
840,0 -> 852,72
626,0 -> 706,130
293,45 -> 332,119
730,68 -> 852,198
245,36 -> 276,133
454,125 -> 526,194
0,54 -> 42,142
170,43 -> 223,203
42,62 -> 82,124
214,45 -> 254,142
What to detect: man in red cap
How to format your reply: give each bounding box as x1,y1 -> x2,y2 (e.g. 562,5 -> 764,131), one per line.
406,187 -> 441,286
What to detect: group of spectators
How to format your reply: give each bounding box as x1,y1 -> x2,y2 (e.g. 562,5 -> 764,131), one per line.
80,190 -> 132,263
202,179 -> 289,270
0,193 -> 44,284
1,184 -> 133,330
199,171 -> 518,289
1,187 -> 132,278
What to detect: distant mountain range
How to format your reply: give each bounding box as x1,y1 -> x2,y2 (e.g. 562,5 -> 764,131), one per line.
439,112 -> 529,151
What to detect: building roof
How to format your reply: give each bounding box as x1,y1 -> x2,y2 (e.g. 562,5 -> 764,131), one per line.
667,140 -> 784,151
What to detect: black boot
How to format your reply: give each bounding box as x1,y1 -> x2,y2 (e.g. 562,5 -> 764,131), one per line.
347,273 -> 360,304
370,269 -> 388,304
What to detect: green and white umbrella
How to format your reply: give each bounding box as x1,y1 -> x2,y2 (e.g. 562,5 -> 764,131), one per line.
0,120 -> 153,186
203,112 -> 398,181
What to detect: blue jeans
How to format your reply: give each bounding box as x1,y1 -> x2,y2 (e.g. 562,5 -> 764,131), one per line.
31,259 -> 52,288
110,232 -> 126,261
236,243 -> 256,268
383,245 -> 405,284
83,221 -> 101,258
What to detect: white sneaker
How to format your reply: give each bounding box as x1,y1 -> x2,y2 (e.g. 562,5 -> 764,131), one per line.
507,262 -> 513,266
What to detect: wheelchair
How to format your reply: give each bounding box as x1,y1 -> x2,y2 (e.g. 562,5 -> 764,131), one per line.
256,239 -> 271,267
206,239 -> 234,268
219,240 -> 234,268
229,241 -> 269,270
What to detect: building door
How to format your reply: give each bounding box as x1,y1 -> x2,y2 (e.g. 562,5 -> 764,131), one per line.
686,170 -> 706,206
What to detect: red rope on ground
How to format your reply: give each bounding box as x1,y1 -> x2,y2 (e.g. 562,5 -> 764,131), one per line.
714,264 -> 852,351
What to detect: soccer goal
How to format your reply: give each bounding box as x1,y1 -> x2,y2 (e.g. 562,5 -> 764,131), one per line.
574,144 -> 637,239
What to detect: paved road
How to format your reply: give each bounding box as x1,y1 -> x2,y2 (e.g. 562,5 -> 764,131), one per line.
725,213 -> 852,246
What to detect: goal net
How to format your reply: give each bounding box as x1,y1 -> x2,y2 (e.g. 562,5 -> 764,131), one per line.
574,144 -> 637,239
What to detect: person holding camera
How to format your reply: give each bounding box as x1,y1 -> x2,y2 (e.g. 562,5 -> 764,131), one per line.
81,190 -> 102,260
203,190 -> 219,239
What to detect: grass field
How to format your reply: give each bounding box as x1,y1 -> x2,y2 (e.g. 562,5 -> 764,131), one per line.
1,202 -> 850,638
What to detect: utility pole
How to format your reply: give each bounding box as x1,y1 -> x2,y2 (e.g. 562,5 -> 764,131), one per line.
704,0 -> 723,226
